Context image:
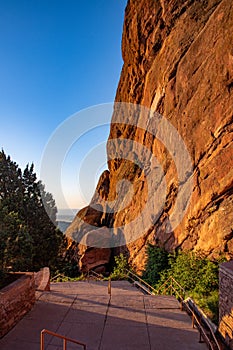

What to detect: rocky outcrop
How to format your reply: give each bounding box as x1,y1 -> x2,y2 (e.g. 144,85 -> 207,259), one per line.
66,0 -> 233,272
78,226 -> 112,273
66,172 -> 113,272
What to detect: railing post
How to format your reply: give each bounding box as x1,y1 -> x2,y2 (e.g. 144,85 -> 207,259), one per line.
199,330 -> 203,343
40,329 -> 86,349
180,301 -> 183,311
192,314 -> 195,328
108,278 -> 111,296
40,330 -> 44,350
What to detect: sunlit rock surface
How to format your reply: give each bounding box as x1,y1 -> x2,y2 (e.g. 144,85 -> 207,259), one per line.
66,0 -> 233,272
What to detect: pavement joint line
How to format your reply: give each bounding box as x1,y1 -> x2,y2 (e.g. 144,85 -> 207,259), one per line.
0,281 -> 209,350
143,295 -> 152,350
45,287 -> 79,350
147,307 -> 179,310
98,294 -> 111,350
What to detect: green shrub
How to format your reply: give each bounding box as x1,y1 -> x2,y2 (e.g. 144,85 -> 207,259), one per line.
189,290 -> 219,324
156,250 -> 219,293
110,253 -> 128,280
195,259 -> 219,295
143,246 -> 222,324
142,244 -> 169,286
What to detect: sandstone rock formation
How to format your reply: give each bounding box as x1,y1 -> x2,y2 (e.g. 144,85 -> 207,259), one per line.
66,0 -> 233,272
66,172 -> 113,272
78,227 -> 112,273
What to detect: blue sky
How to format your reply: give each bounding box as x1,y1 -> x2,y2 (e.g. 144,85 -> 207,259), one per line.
0,0 -> 127,209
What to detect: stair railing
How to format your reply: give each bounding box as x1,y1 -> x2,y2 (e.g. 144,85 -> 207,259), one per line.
125,270 -> 221,350
87,270 -> 104,281
50,273 -> 73,283
125,269 -> 157,295
40,329 -> 86,350
183,299 -> 221,350
156,276 -> 186,302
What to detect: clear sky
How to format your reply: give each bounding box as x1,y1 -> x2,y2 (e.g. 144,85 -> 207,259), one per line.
0,0 -> 127,209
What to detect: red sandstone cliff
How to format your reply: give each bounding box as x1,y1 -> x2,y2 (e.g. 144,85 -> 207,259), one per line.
66,0 -> 233,272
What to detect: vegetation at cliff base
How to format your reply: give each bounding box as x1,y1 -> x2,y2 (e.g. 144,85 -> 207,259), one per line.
142,244 -> 224,324
110,253 -> 128,280
0,150 -> 66,280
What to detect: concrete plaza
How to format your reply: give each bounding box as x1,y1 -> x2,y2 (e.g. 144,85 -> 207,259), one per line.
0,280 -> 207,349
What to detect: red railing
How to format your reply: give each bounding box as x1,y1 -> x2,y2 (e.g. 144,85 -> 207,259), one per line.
40,329 -> 86,350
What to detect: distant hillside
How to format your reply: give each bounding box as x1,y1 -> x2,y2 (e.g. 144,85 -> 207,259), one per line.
57,209 -> 78,233
57,221 -> 71,233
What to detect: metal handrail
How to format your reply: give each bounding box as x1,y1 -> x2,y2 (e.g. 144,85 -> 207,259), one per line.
126,270 -> 221,350
40,329 -> 86,350
183,300 -> 221,350
157,276 -> 186,301
125,269 -> 157,294
156,276 -> 220,350
50,273 -> 73,282
87,270 -> 104,281
158,277 -> 221,350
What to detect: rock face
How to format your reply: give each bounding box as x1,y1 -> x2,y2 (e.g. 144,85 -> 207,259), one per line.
66,172 -> 113,273
78,227 -> 112,273
66,0 -> 233,272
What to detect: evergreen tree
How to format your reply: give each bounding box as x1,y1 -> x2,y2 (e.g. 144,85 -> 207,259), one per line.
0,209 -> 34,271
0,151 -> 26,271
21,163 -> 64,270
0,150 -> 23,213
0,150 -> 65,273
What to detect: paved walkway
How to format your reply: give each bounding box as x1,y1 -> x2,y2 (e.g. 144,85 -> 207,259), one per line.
0,281 -> 207,350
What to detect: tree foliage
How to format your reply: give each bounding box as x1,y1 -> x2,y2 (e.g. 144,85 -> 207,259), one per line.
157,250 -> 219,295
110,253 -> 128,280
142,244 -> 169,286
142,245 -> 224,323
0,150 -> 65,274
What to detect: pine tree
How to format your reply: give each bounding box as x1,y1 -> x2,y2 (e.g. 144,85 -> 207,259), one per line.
22,163 -> 64,270
0,150 -> 26,271
0,150 -> 65,273
0,209 -> 34,271
0,150 -> 23,213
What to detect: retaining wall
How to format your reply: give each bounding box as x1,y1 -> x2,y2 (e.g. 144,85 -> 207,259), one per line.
0,273 -> 35,338
34,267 -> 50,291
219,261 -> 233,349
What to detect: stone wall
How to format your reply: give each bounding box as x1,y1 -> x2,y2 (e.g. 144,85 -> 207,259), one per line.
219,261 -> 233,349
0,273 -> 35,338
34,267 -> 50,292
